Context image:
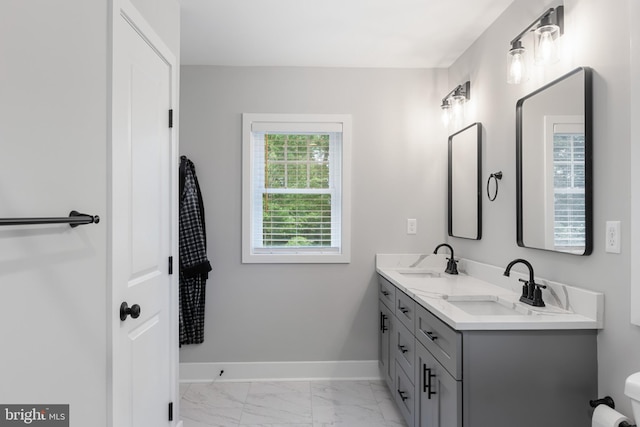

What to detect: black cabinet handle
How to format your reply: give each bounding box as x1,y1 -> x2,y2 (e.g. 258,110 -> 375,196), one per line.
398,344 -> 408,354
397,389 -> 409,402
424,330 -> 438,341
423,364 -> 427,393
382,290 -> 390,296
399,306 -> 409,314
380,313 -> 388,332
423,365 -> 437,399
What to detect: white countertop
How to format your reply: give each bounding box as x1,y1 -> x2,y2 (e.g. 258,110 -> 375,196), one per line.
376,253 -> 603,331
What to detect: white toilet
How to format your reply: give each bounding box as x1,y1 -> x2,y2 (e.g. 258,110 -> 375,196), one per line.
624,372 -> 640,425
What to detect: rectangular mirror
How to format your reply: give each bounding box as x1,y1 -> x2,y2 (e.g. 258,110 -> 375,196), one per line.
449,122 -> 482,240
516,67 -> 593,255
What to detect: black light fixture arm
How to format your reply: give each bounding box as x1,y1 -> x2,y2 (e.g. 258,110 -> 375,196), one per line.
0,210 -> 100,228
441,87 -> 458,105
509,6 -> 564,47
510,7 -> 554,45
441,81 -> 470,105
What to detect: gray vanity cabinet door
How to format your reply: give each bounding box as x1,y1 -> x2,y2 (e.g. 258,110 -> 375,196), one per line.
379,300 -> 395,390
415,341 -> 462,427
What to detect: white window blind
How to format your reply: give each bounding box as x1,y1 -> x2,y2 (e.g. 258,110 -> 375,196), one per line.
242,114 -> 351,263
553,122 -> 585,252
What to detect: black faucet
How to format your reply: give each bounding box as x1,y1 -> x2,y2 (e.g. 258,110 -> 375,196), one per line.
433,243 -> 458,275
503,258 -> 547,307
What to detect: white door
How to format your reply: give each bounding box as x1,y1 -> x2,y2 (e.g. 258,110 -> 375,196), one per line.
111,5 -> 177,427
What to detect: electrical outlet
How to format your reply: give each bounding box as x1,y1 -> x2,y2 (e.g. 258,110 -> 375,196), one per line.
407,218 -> 417,235
605,221 -> 621,253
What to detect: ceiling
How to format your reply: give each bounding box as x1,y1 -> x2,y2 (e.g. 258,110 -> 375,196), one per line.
178,0 -> 515,68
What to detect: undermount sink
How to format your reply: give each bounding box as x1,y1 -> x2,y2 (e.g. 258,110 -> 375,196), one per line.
395,269 -> 442,278
445,295 -> 531,316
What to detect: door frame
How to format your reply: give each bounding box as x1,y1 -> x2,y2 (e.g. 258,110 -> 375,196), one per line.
630,0 -> 640,326
108,1 -> 179,425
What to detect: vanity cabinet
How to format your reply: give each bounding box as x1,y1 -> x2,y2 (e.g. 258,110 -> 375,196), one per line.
378,275 -> 597,427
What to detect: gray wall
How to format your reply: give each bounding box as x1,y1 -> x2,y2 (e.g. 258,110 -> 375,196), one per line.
179,66 -> 448,363
448,0 -> 639,416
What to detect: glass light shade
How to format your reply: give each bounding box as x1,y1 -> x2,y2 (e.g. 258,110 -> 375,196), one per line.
507,46 -> 527,84
450,95 -> 466,128
534,24 -> 560,64
450,95 -> 465,116
441,103 -> 451,126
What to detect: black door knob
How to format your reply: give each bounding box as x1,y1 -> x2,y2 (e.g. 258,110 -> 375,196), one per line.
120,302 -> 141,321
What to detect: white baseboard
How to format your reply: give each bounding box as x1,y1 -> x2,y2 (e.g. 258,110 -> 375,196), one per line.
180,360 -> 381,383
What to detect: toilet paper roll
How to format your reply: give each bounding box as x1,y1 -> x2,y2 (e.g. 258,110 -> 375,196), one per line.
592,404 -> 632,427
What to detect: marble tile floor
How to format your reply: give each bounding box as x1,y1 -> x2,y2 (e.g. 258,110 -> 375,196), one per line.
180,379 -> 409,427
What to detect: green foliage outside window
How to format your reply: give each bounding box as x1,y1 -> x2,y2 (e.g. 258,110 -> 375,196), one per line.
263,134 -> 333,247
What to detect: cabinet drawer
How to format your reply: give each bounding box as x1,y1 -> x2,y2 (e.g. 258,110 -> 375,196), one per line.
415,304 -> 462,380
396,289 -> 416,331
378,275 -> 396,310
394,360 -> 416,427
394,320 -> 415,380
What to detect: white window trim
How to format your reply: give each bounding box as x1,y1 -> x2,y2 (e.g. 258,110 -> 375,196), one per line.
242,113 -> 352,264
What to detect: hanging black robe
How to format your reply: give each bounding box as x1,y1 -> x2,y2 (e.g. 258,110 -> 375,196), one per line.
179,155 -> 212,345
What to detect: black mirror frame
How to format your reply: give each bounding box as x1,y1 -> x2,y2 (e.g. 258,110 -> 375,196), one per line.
448,122 -> 482,240
516,66 -> 593,255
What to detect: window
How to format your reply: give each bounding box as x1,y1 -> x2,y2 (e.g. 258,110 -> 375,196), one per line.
242,114 -> 351,263
544,116 -> 585,254
553,127 -> 585,251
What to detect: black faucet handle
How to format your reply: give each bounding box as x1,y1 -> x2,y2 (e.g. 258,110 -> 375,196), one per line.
445,257 -> 459,275
519,278 -> 546,289
517,279 -> 528,297
533,286 -> 546,307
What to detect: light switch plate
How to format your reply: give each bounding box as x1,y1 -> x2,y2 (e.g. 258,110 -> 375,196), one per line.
407,218 -> 417,235
605,220 -> 621,253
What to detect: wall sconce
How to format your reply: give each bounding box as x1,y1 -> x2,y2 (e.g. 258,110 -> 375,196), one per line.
507,5 -> 564,84
441,81 -> 470,126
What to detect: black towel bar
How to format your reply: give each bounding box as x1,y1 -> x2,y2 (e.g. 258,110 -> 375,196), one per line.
0,210 -> 99,228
